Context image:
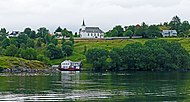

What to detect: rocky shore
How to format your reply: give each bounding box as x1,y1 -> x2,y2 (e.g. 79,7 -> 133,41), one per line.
1,67 -> 59,73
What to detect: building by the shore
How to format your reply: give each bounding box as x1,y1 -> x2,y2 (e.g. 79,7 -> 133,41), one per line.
60,60 -> 82,71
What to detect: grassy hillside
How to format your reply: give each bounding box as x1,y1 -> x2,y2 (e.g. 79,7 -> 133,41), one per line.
1,38 -> 190,70
0,56 -> 48,69
50,38 -> 190,70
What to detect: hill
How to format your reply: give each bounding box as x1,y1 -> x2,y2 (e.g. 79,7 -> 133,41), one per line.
1,38 -> 189,71
50,38 -> 190,70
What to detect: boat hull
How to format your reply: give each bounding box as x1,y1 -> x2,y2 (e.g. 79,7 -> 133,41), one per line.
58,68 -> 81,71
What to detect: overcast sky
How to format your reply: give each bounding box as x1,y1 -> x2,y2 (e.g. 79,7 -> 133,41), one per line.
0,0 -> 190,33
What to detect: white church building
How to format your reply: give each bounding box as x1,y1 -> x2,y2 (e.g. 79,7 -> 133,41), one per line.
79,20 -> 104,38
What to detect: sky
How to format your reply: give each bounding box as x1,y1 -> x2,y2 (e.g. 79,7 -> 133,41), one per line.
0,0 -> 190,33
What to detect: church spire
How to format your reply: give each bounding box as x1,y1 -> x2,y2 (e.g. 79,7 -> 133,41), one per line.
82,19 -> 86,26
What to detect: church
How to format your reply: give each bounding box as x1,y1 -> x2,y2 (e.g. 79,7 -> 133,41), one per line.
79,20 -> 104,38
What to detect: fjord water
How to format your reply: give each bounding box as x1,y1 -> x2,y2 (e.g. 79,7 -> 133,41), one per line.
0,72 -> 190,101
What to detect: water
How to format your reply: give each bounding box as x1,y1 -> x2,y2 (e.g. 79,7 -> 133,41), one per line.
0,71 -> 190,101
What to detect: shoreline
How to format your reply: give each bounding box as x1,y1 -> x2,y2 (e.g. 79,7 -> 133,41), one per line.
1,68 -> 190,74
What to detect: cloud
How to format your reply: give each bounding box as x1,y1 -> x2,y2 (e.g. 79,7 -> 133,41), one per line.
68,0 -> 182,8
0,0 -> 189,32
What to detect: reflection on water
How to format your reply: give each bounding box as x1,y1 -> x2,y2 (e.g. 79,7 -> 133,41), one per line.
0,72 -> 190,101
61,71 -> 80,88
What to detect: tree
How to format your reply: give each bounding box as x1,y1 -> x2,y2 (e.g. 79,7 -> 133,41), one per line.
36,38 -> 42,48
69,34 -> 74,45
9,38 -> 19,48
169,16 -> 181,33
105,25 -> 124,37
61,28 -> 72,37
26,38 -> 35,48
61,37 -> 66,44
74,32 -> 78,37
86,48 -> 109,71
181,21 -> 190,34
44,34 -> 51,44
105,29 -> 118,37
163,22 -> 169,26
145,40 -> 190,70
20,43 -> 26,49
17,34 -> 29,46
37,54 -> 50,64
46,43 -> 63,59
4,44 -> 18,56
114,25 -> 124,37
126,26 -> 136,34
142,22 -> 148,28
1,38 -> 10,49
123,30 -> 133,38
108,50 -> 121,71
29,30 -> 36,39
0,28 -> 7,41
0,34 -> 7,41
37,27 -> 49,38
22,47 -> 37,60
52,38 -> 58,46
86,40 -> 190,71
146,25 -> 161,38
15,48 -> 25,58
0,47 -> 4,55
24,28 -> 32,36
134,22 -> 148,37
0,28 -> 7,34
62,45 -> 73,56
55,26 -> 62,33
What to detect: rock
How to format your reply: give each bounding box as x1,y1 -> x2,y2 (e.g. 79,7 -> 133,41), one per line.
1,67 -> 56,73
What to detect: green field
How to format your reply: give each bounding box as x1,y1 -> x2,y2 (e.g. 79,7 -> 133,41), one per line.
1,38 -> 190,70
50,38 -> 190,70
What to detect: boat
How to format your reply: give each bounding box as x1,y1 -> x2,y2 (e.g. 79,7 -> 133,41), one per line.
59,60 -> 82,71
58,66 -> 81,71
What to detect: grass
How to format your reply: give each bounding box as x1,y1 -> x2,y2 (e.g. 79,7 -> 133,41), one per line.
0,56 -> 48,69
50,38 -> 190,70
2,38 -> 190,70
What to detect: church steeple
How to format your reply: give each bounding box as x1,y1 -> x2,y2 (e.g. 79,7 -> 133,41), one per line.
82,19 -> 86,26
81,19 -> 86,31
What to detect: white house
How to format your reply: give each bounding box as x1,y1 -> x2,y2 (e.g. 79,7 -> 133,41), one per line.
54,32 -> 64,39
79,20 -> 104,38
162,30 -> 177,37
8,31 -> 21,38
61,60 -> 82,70
61,60 -> 72,69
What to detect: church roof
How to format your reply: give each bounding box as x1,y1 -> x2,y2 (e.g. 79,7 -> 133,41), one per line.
85,27 -> 104,33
